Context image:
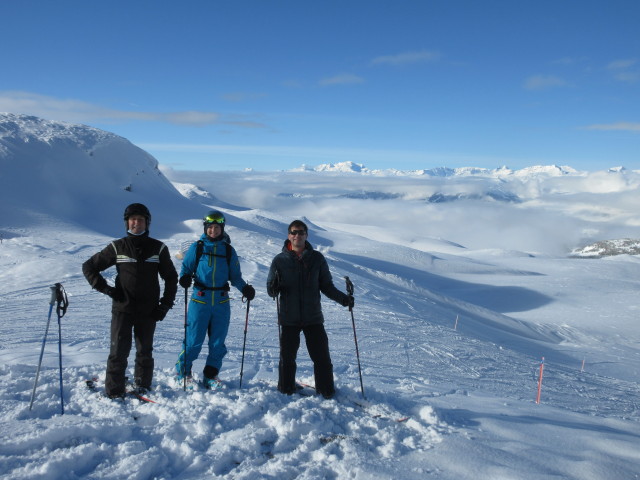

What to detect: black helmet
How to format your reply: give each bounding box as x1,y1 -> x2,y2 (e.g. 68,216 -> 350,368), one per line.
124,203 -> 151,224
203,210 -> 225,226
203,210 -> 225,237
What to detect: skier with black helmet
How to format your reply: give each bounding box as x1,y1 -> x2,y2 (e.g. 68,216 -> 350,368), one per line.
82,203 -> 178,398
175,210 -> 255,389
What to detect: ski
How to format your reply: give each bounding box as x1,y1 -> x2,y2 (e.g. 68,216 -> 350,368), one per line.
124,379 -> 157,403
85,377 -> 157,404
85,378 -> 99,392
295,383 -> 314,397
127,389 -> 156,404
295,382 -> 334,399
85,377 -> 125,402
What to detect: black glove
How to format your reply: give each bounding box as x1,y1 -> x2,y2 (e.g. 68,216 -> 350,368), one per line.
342,295 -> 354,309
151,304 -> 170,322
104,286 -> 124,302
179,275 -> 192,289
242,284 -> 256,301
267,276 -> 280,298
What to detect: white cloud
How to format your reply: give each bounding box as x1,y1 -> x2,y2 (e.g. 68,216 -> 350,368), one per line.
523,75 -> 568,91
157,111 -> 220,125
584,122 -> 640,133
607,59 -> 637,70
318,74 -> 365,87
613,71 -> 640,83
371,50 -> 441,66
552,56 -> 589,65
607,59 -> 639,83
221,92 -> 267,103
0,90 -> 265,128
164,168 -> 640,255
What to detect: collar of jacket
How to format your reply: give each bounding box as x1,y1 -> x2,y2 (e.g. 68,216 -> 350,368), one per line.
126,231 -> 150,245
284,239 -> 312,256
200,233 -> 225,245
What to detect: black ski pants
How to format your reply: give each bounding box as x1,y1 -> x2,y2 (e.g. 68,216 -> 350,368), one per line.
105,311 -> 156,396
278,323 -> 335,396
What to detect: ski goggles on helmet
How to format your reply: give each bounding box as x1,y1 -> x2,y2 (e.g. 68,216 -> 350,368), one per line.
204,212 -> 225,225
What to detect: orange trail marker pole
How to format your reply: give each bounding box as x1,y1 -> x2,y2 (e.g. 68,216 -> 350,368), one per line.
535,357 -> 545,404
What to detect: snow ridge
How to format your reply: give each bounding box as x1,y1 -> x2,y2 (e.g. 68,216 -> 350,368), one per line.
0,112 -> 195,236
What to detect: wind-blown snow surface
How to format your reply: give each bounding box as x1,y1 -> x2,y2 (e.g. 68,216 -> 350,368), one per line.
1,114 -> 640,479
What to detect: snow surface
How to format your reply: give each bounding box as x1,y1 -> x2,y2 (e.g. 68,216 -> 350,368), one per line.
1,114 -> 640,479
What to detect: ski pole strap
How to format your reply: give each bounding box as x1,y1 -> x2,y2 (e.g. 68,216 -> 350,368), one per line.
345,276 -> 354,296
54,283 -> 68,318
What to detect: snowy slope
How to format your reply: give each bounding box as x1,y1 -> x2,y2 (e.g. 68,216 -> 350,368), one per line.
1,115 -> 639,479
0,113 -> 196,237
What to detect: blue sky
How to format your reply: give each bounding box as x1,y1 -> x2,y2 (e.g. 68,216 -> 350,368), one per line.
1,1 -> 638,172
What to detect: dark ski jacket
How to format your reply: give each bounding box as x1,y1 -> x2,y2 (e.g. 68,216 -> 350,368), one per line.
82,232 -> 178,315
266,240 -> 348,327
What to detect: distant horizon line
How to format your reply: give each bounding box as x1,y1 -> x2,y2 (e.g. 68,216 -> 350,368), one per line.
159,162 -> 634,175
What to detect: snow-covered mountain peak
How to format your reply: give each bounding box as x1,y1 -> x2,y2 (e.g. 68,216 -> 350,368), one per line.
292,161 -> 368,173
0,113 -> 194,236
0,112 -> 112,146
298,161 -> 583,178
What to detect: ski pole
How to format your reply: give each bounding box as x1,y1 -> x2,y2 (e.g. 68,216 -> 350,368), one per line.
273,271 -> 284,388
274,271 -> 282,343
29,285 -> 57,411
54,283 -> 68,415
183,287 -> 189,392
276,296 -> 281,342
29,283 -> 68,412
239,297 -> 251,388
345,276 -> 365,399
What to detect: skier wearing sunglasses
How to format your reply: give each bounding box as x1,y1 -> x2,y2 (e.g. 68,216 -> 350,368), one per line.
266,220 -> 353,399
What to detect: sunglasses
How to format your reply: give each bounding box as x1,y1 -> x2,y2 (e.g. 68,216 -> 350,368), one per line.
204,213 -> 225,224
289,229 -> 307,236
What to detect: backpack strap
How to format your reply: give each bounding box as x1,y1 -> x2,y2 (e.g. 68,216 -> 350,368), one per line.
192,241 -> 233,290
194,240 -> 204,271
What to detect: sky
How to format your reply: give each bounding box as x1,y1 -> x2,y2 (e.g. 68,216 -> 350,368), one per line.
1,0 -> 638,172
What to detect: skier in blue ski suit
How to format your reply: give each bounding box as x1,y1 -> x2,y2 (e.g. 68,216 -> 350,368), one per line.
175,210 -> 255,387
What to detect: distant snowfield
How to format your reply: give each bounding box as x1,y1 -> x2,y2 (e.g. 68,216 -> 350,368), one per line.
1,114 -> 639,479
2,211 -> 639,479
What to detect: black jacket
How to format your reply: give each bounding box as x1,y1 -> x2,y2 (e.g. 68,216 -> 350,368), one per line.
267,240 -> 348,327
83,232 -> 178,315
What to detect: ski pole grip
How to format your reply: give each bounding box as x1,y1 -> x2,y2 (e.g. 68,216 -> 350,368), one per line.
49,284 -> 58,305
55,283 -> 69,318
345,276 -> 354,296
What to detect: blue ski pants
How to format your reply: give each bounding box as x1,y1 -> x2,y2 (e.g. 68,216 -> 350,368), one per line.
176,291 -> 231,376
